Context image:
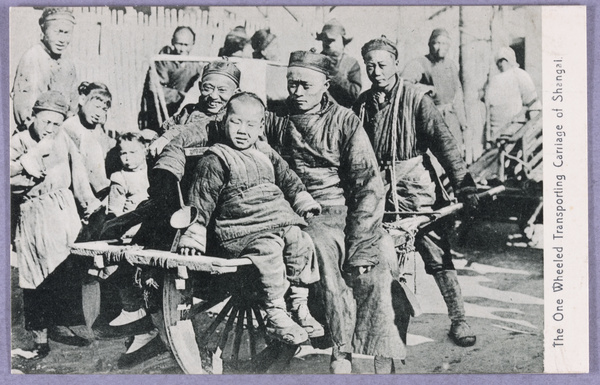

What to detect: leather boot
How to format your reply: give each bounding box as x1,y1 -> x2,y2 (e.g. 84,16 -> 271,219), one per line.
433,270 -> 476,347
287,285 -> 325,338
264,297 -> 308,345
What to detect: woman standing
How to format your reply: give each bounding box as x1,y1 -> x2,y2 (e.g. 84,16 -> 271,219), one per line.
62,82 -> 115,199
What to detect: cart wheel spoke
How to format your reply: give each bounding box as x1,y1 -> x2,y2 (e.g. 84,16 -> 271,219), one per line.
246,307 -> 258,358
187,294 -> 229,319
197,298 -> 235,347
217,306 -> 238,353
251,305 -> 266,333
231,306 -> 246,362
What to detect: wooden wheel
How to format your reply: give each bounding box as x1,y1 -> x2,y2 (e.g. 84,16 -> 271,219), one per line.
162,269 -> 297,374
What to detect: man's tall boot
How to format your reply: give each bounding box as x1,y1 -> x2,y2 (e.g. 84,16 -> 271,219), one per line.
287,285 -> 324,338
433,270 -> 476,347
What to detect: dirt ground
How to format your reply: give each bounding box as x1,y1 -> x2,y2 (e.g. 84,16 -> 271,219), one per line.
10,220 -> 543,375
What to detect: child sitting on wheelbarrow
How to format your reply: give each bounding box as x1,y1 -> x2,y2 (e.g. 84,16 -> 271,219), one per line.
177,92 -> 323,345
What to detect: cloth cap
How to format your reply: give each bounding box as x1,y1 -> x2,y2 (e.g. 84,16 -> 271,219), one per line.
226,26 -> 249,42
361,36 -> 398,59
32,91 -> 69,117
201,61 -> 241,86
288,50 -> 333,76
495,47 -> 518,67
316,19 -> 352,45
39,7 -> 76,26
251,29 -> 276,51
429,28 -> 450,44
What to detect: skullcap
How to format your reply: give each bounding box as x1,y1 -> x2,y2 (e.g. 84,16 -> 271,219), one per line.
288,50 -> 333,76
429,28 -> 450,44
251,29 -> 276,52
316,19 -> 353,45
39,7 -> 76,26
202,61 -> 241,86
226,26 -> 249,42
361,36 -> 398,59
32,91 -> 69,117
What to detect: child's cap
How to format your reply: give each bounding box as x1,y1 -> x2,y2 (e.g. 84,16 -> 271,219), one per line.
33,91 -> 69,117
140,129 -> 158,143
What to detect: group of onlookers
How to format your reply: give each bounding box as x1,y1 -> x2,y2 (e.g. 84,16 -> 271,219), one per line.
10,7 -> 539,373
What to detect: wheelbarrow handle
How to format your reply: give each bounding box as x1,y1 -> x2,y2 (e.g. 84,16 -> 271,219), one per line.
389,185 -> 507,231
433,185 -> 507,220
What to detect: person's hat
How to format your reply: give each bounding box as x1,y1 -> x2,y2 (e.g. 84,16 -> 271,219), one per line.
316,19 -> 352,45
32,91 -> 69,117
495,46 -> 518,67
201,61 -> 241,86
428,28 -> 450,45
39,7 -> 76,26
288,49 -> 333,76
361,36 -> 398,59
251,29 -> 276,52
226,26 -> 249,43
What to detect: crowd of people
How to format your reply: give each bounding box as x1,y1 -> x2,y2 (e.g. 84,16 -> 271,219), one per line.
10,7 -> 540,373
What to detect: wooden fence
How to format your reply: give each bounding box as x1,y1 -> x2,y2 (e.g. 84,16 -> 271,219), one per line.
68,6 -> 277,133
10,6 -> 316,133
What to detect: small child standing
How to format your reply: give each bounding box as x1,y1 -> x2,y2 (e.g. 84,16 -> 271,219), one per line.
104,133 -> 151,323
101,132 -> 164,367
178,92 -> 323,344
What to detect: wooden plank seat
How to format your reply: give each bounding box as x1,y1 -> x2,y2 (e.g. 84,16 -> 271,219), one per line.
71,240 -> 252,274
71,241 -> 297,374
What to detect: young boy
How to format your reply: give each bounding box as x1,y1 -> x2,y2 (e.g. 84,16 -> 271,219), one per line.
102,132 -> 164,367
177,92 -> 323,344
11,91 -> 102,358
107,132 -> 150,222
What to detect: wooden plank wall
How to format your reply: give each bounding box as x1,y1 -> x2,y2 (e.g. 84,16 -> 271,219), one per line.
68,6 -> 273,134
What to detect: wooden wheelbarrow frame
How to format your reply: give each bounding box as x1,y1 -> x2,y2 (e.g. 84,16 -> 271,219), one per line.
71,241 -> 302,374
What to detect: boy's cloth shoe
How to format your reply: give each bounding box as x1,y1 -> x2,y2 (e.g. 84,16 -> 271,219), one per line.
290,303 -> 324,338
117,334 -> 166,370
125,329 -> 158,354
449,320 -> 476,347
264,303 -> 308,345
18,343 -> 51,361
94,315 -> 154,340
109,308 -> 147,326
287,286 -> 324,338
48,325 -> 92,347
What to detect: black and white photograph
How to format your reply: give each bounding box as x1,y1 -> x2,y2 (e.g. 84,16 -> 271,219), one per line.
6,4 -> 588,376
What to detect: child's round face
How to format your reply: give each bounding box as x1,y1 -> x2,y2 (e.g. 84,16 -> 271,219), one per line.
81,96 -> 110,126
119,140 -> 146,171
224,99 -> 264,150
31,110 -> 65,141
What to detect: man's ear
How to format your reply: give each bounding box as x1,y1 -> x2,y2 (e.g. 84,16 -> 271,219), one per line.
324,78 -> 331,90
78,94 -> 87,107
